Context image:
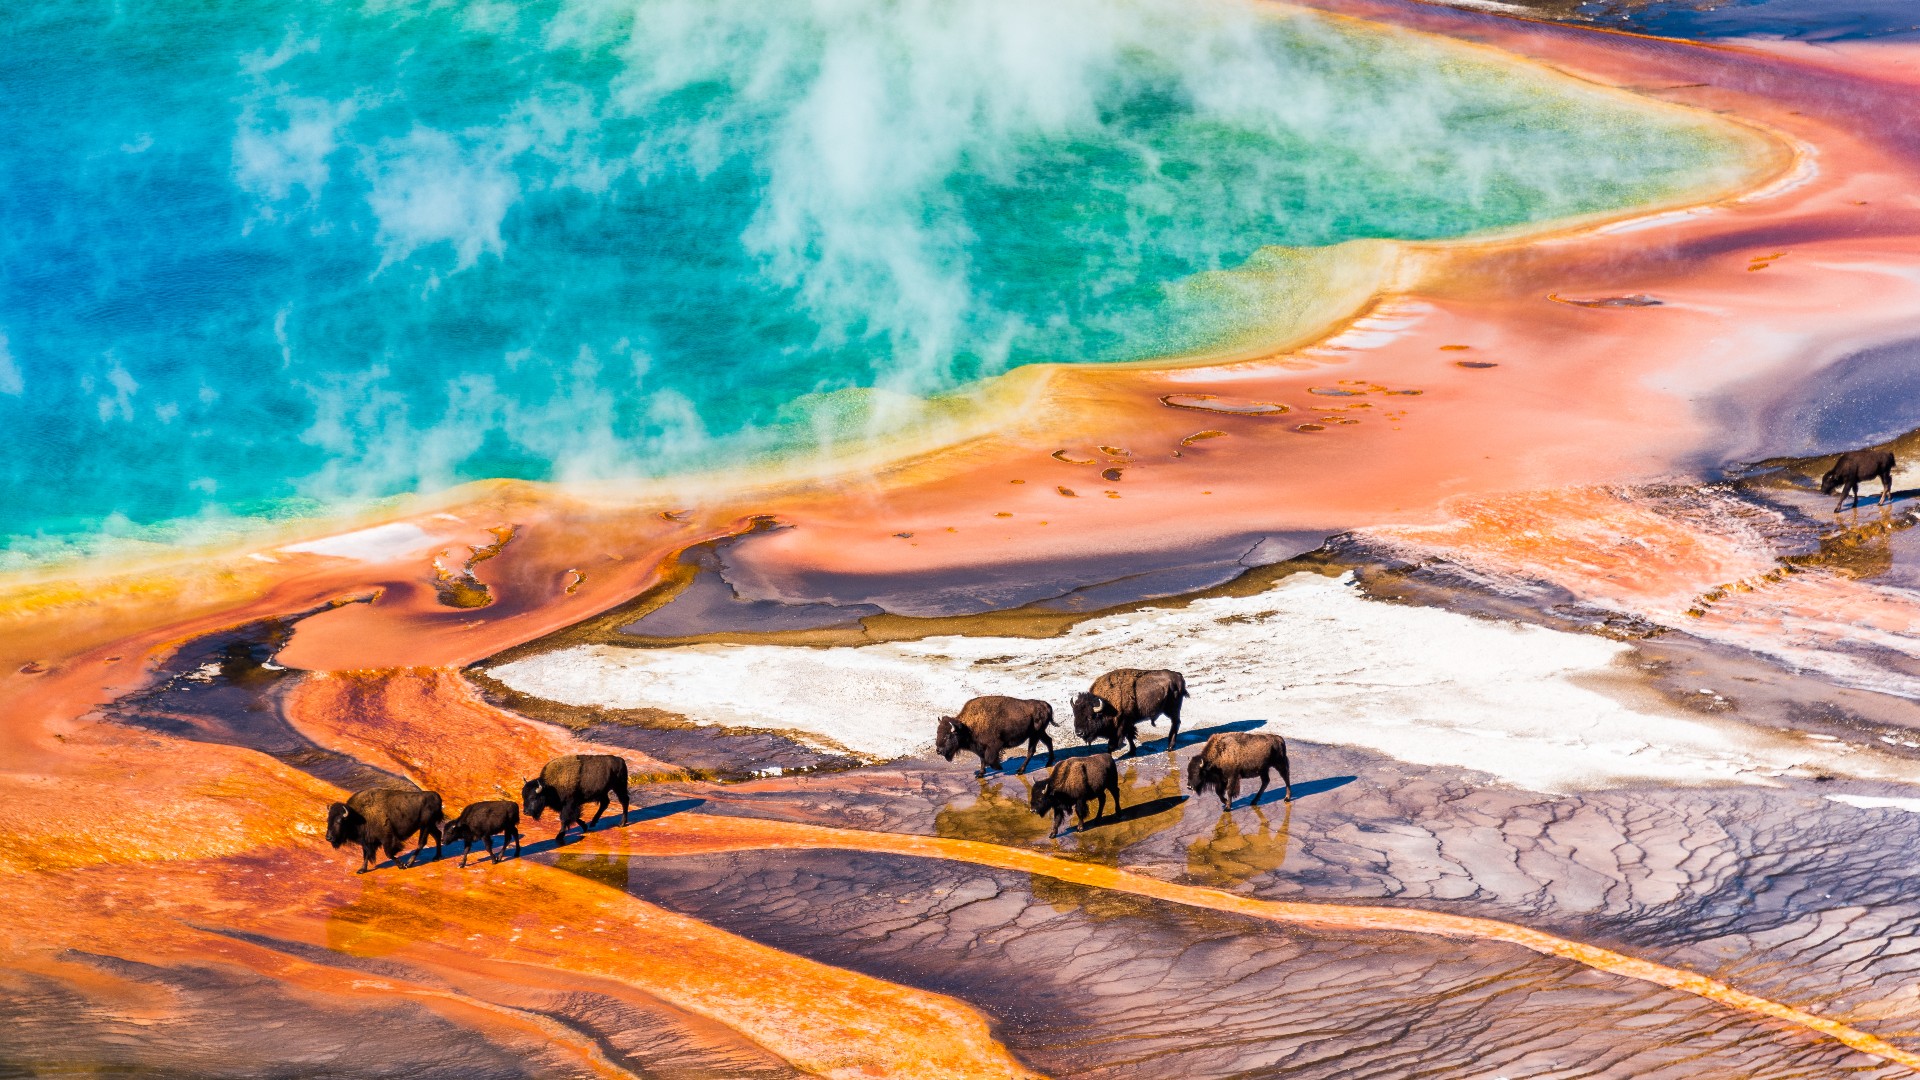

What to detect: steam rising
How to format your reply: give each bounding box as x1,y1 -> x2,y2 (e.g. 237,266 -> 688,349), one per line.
0,0 -> 1758,565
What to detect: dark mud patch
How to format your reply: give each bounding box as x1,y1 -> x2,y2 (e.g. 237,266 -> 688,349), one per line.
483,524 -> 1336,663
103,598 -> 403,792
613,842 -> 1899,1078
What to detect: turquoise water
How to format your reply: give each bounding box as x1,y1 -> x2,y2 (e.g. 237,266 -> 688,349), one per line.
0,0 -> 1752,568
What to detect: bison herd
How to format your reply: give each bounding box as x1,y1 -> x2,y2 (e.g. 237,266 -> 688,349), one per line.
327,668 -> 1285,872
325,753 -> 628,873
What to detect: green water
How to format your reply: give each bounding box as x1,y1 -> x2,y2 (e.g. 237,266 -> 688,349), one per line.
0,0 -> 1756,568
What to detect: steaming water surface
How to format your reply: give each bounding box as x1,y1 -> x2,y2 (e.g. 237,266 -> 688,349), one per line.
0,0 -> 1756,567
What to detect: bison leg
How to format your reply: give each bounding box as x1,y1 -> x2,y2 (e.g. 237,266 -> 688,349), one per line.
1038,730 -> 1056,768
1163,698 -> 1183,752
1279,752 -> 1294,802
1050,808 -> 1067,838
614,779 -> 632,822
1883,470 -> 1895,506
1017,737 -> 1038,775
507,828 -> 522,860
359,839 -> 378,874
1226,775 -> 1242,811
586,794 -> 611,830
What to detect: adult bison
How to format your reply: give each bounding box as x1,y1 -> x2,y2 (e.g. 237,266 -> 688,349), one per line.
1028,752 -> 1122,838
935,695 -> 1056,776
325,787 -> 444,873
1186,731 -> 1292,810
522,754 -> 631,845
1822,449 -> 1896,512
1072,668 -> 1187,757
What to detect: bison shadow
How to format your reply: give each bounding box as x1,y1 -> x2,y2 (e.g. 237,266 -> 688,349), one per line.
997,717 -> 1270,774
1247,774 -> 1355,808
1065,793 -> 1187,835
396,797 -> 706,870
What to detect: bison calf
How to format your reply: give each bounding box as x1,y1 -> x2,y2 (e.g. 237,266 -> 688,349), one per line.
1822,449 -> 1896,512
1072,668 -> 1187,757
936,695 -> 1056,776
1186,732 -> 1292,810
325,788 -> 445,873
445,800 -> 522,867
523,754 -> 631,845
1029,752 -> 1122,838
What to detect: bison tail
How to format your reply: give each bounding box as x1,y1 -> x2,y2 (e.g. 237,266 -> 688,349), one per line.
1040,702 -> 1056,728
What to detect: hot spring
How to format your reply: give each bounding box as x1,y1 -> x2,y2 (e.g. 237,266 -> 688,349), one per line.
0,0 -> 1762,568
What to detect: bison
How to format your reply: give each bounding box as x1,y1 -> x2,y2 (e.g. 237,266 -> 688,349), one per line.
444,799 -> 522,867
325,788 -> 445,873
1029,752 -> 1122,837
1822,449 -> 1896,513
522,754 -> 631,845
935,695 -> 1056,776
1186,732 -> 1292,810
1072,668 -> 1187,757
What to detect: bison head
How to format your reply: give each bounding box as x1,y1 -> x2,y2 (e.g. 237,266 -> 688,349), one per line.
325,802 -> 360,848
1071,693 -> 1114,741
1185,756 -> 1229,806
1027,776 -> 1053,814
1820,466 -> 1845,495
441,817 -> 475,846
934,716 -> 967,761
521,777 -> 553,819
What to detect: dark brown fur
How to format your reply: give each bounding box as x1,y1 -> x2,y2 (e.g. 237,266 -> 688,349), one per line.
1822,449 -> 1896,512
1186,732 -> 1292,810
1028,752 -> 1122,837
325,788 -> 444,873
935,696 -> 1056,776
1071,668 -> 1187,756
522,754 -> 630,844
444,800 -> 522,867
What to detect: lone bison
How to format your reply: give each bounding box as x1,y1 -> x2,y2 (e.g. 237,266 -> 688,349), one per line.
1822,449 -> 1896,513
935,695 -> 1056,776
326,788 -> 444,873
1072,668 -> 1187,757
444,799 -> 522,867
1029,752 -> 1122,838
1186,732 -> 1292,810
522,754 -> 631,845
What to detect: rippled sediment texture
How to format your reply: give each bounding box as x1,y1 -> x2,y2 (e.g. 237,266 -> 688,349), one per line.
0,0 -> 1756,568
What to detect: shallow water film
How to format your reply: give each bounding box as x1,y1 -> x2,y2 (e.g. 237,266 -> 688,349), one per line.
0,0 -> 1753,564
12,0 -> 1920,1077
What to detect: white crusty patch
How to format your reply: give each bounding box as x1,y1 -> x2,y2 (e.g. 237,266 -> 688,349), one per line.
280,522 -> 434,563
490,573 -> 1920,793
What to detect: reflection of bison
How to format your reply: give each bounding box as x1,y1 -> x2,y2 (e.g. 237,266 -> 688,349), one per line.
522,755 -> 631,845
1072,669 -> 1187,757
1029,752 -> 1122,838
936,696 -> 1056,776
1822,449 -> 1896,512
326,788 -> 444,873
1186,732 -> 1292,810
444,800 -> 522,867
